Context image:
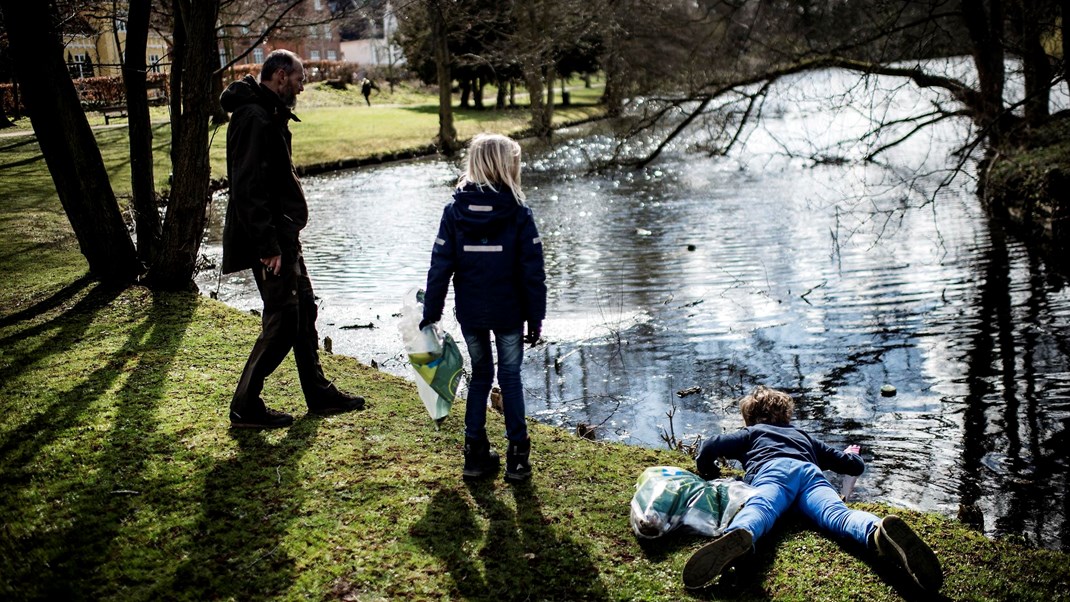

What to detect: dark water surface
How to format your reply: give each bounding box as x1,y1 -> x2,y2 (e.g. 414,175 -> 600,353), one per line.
198,69 -> 1070,550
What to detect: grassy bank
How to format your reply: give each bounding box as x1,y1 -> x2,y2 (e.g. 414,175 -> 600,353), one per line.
982,113 -> 1070,263
3,88 -> 1070,601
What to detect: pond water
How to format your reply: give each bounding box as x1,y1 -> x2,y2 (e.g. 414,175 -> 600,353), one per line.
197,68 -> 1070,551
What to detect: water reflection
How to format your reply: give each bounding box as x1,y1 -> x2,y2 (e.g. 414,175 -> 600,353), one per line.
197,71 -> 1070,551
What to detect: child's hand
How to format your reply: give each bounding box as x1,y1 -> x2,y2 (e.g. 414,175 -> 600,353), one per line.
523,320 -> 542,348
844,444 -> 861,455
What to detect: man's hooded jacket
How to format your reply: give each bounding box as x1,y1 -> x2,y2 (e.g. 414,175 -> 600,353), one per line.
219,75 -> 307,274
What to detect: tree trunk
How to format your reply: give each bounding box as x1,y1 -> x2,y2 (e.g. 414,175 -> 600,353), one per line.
122,0 -> 161,267
524,62 -> 551,138
495,77 -> 507,109
210,70 -> 229,125
169,0 -> 185,166
544,69 -> 555,129
1062,0 -> 1070,83
459,77 -> 471,108
521,1 -> 551,138
1011,0 -> 1052,126
0,88 -> 13,128
960,0 -> 1007,143
600,6 -> 625,118
474,76 -> 484,109
430,0 -> 458,154
0,0 -> 140,284
150,0 -> 220,290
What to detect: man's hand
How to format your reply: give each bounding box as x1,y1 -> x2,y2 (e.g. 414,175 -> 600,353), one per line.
261,255 -> 281,276
523,320 -> 542,348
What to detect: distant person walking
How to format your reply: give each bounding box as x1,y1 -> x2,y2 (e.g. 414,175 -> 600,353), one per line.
219,49 -> 365,429
421,133 -> 547,482
360,77 -> 379,106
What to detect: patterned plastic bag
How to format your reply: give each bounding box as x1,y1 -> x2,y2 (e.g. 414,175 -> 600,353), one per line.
630,466 -> 758,539
399,289 -> 462,424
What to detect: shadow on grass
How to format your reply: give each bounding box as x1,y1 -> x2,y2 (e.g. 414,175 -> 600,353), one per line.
410,480 -> 609,601
0,273 -> 94,328
0,153 -> 45,170
161,416 -> 322,600
0,135 -> 40,153
0,280 -> 125,401
0,290 -> 196,599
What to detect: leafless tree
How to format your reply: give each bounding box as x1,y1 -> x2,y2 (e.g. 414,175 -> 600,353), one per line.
603,1 -> 1064,171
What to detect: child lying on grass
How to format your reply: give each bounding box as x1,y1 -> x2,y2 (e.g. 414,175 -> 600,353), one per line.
683,386 -> 943,593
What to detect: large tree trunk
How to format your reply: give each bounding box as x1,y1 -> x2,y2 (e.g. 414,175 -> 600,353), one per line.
150,0 -> 220,290
961,0 -> 1008,143
0,0 -> 140,285
430,0 -> 458,154
122,0 -> 161,267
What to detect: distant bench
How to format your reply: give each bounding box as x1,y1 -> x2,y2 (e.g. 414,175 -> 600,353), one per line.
96,83 -> 169,125
100,105 -> 128,125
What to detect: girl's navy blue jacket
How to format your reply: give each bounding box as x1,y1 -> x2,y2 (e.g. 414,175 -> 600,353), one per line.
696,423 -> 865,484
423,183 -> 547,330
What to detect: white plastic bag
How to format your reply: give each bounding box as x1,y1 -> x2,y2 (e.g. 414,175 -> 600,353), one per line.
398,288 -> 460,424
399,288 -> 443,364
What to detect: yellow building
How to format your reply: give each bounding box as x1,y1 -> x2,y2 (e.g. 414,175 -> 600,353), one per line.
63,12 -> 170,79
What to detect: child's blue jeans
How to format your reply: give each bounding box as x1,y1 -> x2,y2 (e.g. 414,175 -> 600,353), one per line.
726,457 -> 879,547
460,326 -> 527,443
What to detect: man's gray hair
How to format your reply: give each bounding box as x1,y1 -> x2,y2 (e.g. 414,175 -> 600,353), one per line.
260,49 -> 302,81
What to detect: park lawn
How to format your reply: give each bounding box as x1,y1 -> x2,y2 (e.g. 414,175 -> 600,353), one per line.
3,91 -> 1070,601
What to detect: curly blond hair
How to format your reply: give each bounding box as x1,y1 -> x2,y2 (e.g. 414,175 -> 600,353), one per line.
739,386 -> 795,426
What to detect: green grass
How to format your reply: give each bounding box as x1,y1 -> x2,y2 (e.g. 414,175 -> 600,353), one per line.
3,82 -> 1070,601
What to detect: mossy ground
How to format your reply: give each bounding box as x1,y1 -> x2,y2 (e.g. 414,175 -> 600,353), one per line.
2,84 -> 1070,601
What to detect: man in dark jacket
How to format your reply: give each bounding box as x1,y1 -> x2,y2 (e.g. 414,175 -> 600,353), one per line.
220,49 -> 364,429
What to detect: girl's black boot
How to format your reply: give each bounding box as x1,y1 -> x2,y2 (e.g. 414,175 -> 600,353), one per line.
504,438 -> 532,483
462,435 -> 500,479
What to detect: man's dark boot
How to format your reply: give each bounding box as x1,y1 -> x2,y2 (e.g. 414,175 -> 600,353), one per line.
462,436 -> 500,480
308,387 -> 365,415
229,400 -> 294,429
504,438 -> 532,483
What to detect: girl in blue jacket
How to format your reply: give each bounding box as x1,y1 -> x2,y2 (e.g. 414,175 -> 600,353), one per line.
422,133 -> 547,483
683,386 -> 942,593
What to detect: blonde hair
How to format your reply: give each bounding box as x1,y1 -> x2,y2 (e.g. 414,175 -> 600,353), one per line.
457,133 -> 525,203
739,386 -> 795,426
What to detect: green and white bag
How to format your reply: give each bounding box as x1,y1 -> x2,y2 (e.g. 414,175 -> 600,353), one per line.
629,466 -> 758,539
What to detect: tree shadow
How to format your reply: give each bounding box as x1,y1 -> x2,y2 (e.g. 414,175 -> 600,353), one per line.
410,480 -> 609,601
0,281 -> 128,465
1,290 -> 196,598
0,273 -> 94,328
160,416 -> 322,599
